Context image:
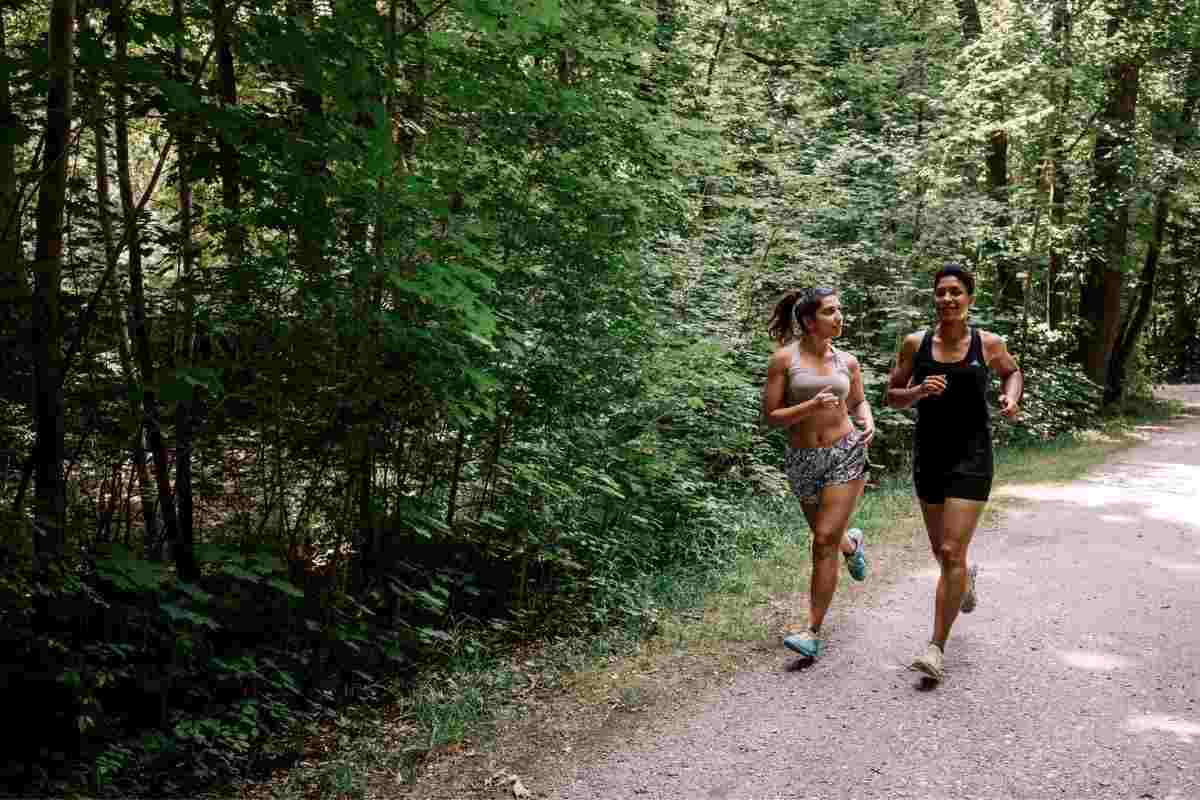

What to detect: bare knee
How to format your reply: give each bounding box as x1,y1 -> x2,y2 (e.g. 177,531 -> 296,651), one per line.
937,542 -> 967,569
812,529 -> 842,560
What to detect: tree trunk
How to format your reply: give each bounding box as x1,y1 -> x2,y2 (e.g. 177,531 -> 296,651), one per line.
655,0 -> 678,51
954,0 -> 981,41
289,0 -> 327,300
1106,187 -> 1164,403
212,0 -> 245,296
1106,48 -> 1200,402
398,0 -> 427,167
1080,3 -> 1140,389
1047,0 -> 1072,329
955,0 -> 1019,308
986,128 -> 1021,307
116,2 -> 179,561
30,0 -> 75,590
94,118 -> 161,558
638,0 -> 678,105
907,0 -> 932,259
172,0 -> 199,581
445,427 -> 466,526
1169,221 -> 1199,380
0,12 -> 27,308
704,0 -> 732,96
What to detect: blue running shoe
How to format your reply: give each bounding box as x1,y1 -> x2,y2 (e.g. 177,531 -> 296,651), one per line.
783,629 -> 822,659
844,527 -> 867,581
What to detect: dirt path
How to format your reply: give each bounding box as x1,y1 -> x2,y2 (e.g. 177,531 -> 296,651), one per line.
543,388 -> 1200,800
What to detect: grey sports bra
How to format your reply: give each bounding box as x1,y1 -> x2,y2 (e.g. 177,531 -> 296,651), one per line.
785,346 -> 852,406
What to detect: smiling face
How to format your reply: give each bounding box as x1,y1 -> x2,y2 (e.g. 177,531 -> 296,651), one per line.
802,294 -> 844,339
934,276 -> 973,323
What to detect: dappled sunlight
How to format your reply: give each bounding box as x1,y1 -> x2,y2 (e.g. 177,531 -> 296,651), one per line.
1055,649 -> 1134,672
1126,436 -> 1200,448
1088,461 -> 1200,496
1125,713 -> 1200,743
1150,557 -> 1200,574
996,458 -> 1200,531
1074,429 -> 1133,444
997,482 -> 1126,508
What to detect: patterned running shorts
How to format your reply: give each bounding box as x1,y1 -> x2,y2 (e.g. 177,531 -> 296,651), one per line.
783,429 -> 869,504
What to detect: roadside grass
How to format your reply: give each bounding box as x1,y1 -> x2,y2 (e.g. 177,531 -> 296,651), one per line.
995,397 -> 1187,484
242,396 -> 1189,800
249,629 -> 646,799
657,473 -> 919,645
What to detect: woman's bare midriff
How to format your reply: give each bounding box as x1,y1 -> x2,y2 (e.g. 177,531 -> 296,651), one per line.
788,406 -> 854,449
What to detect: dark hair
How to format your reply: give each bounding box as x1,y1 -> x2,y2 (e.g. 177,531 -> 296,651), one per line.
933,263 -> 975,295
767,287 -> 836,343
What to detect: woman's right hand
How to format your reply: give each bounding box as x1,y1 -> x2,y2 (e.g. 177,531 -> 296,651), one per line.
919,375 -> 947,398
812,386 -> 841,410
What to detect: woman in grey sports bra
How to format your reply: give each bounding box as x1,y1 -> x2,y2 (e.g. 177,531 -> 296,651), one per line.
762,286 -> 876,660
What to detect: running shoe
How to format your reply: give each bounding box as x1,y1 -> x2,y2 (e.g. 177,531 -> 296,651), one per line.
783,629 -> 823,659
960,564 -> 979,613
910,643 -> 945,682
844,527 -> 867,581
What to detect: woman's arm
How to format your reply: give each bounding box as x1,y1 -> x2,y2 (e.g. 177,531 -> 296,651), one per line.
886,332 -> 942,409
845,353 -> 875,445
983,332 -> 1022,418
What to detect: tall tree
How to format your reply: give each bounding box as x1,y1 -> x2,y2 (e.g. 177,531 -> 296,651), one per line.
289,0 -> 328,300
954,0 -> 981,39
1107,46 -> 1200,402
30,0 -> 76,588
115,0 -> 180,561
1047,0 -> 1073,329
1080,0 -> 1142,388
955,0 -> 1018,306
0,12 -> 26,308
1166,215 -> 1199,379
212,0 -> 245,290
93,117 -> 160,557
172,0 -> 199,580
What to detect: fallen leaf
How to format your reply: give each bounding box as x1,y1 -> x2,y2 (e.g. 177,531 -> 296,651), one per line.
512,778 -> 532,798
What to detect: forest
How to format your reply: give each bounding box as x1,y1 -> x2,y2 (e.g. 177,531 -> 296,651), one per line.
1,0 -> 1197,794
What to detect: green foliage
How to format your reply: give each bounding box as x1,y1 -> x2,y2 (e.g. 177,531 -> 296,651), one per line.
997,324 -> 1104,444
4,0 -> 1199,794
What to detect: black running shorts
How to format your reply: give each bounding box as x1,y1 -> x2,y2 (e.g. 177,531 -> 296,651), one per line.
913,429 -> 993,504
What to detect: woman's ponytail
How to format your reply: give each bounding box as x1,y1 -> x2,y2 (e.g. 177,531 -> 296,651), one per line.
767,291 -> 802,344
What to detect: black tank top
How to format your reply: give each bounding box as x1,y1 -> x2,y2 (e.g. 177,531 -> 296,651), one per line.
912,327 -> 991,449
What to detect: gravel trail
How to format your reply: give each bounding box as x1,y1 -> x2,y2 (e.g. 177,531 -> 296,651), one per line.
554,389 -> 1200,800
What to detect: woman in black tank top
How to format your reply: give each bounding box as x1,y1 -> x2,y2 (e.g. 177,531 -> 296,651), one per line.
911,326 -> 994,497
886,264 -> 1023,683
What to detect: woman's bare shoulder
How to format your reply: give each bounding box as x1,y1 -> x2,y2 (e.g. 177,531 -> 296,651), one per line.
768,342 -> 797,372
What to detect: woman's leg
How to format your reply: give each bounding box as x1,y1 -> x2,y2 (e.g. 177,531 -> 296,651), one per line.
801,478 -> 866,631
928,497 -> 986,647
919,500 -> 945,564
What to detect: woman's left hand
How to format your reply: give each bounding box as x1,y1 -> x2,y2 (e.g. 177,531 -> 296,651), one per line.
998,394 -> 1019,419
859,422 -> 875,447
